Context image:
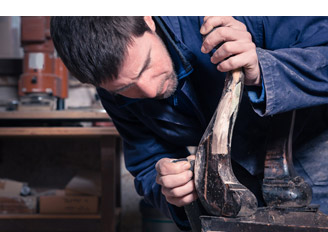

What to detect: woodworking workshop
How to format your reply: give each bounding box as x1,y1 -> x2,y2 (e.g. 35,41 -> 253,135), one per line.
0,16 -> 328,232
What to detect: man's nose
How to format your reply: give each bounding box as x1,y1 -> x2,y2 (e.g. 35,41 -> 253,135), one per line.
136,76 -> 158,98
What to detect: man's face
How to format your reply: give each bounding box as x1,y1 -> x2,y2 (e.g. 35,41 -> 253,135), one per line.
101,29 -> 178,99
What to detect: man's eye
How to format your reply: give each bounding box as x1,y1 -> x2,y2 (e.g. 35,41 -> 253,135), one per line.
114,85 -> 135,95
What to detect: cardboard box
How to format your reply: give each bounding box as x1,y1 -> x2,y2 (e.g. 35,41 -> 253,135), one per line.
39,195 -> 98,214
65,188 -> 90,196
65,171 -> 101,196
0,179 -> 23,197
0,196 -> 37,214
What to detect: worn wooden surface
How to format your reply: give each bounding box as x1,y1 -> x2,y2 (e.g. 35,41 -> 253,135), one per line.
199,109 -> 328,232
194,69 -> 257,218
201,206 -> 328,232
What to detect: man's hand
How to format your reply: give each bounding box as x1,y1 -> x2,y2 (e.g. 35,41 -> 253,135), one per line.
200,16 -> 261,86
155,155 -> 197,207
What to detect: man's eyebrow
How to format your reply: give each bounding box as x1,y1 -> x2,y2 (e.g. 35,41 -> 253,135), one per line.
112,49 -> 151,94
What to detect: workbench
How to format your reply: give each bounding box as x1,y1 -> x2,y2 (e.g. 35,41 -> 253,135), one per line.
0,110 -> 121,232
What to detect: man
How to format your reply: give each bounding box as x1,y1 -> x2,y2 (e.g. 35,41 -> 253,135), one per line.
50,16 -> 328,230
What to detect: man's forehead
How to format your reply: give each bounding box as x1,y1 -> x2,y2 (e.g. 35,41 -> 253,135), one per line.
118,33 -> 152,79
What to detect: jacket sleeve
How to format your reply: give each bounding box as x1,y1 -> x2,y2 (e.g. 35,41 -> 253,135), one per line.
97,88 -> 192,231
239,16 -> 328,116
257,45 -> 328,116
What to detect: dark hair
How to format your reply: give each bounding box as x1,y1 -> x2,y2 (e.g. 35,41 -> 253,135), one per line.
50,16 -> 151,86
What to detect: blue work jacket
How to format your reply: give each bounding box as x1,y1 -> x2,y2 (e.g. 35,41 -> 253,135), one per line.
97,16 -> 328,230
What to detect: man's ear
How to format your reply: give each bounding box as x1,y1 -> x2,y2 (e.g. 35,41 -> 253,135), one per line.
144,16 -> 156,32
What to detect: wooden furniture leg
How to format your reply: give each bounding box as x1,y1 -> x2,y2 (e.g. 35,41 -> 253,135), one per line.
262,110 -> 312,207
195,69 -> 257,218
200,111 -> 328,232
101,136 -> 121,232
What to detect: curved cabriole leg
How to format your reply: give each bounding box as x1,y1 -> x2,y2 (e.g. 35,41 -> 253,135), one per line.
262,110 -> 312,207
195,69 -> 257,217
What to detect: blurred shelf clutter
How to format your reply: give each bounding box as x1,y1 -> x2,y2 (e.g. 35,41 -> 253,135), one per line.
0,172 -> 100,215
0,16 -> 121,232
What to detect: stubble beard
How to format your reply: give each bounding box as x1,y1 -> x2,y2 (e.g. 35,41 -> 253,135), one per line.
156,71 -> 178,99
153,32 -> 178,99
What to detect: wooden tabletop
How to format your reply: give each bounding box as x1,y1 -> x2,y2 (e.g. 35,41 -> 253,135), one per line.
0,126 -> 119,137
0,110 -> 110,120
0,110 -> 119,137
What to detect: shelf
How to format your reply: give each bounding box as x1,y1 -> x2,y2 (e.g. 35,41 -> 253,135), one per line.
0,208 -> 121,232
0,127 -> 119,137
0,216 -> 102,232
0,208 -> 121,220
0,110 -> 110,121
0,115 -> 121,232
0,214 -> 101,220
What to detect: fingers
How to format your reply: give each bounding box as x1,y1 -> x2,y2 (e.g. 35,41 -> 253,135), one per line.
161,178 -> 195,198
156,157 -> 193,189
166,190 -> 198,207
155,158 -> 190,176
156,169 -> 193,188
210,40 -> 256,64
216,51 -> 261,86
200,16 -> 246,35
155,157 -> 198,207
201,27 -> 252,54
186,154 -> 195,161
200,16 -> 261,86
